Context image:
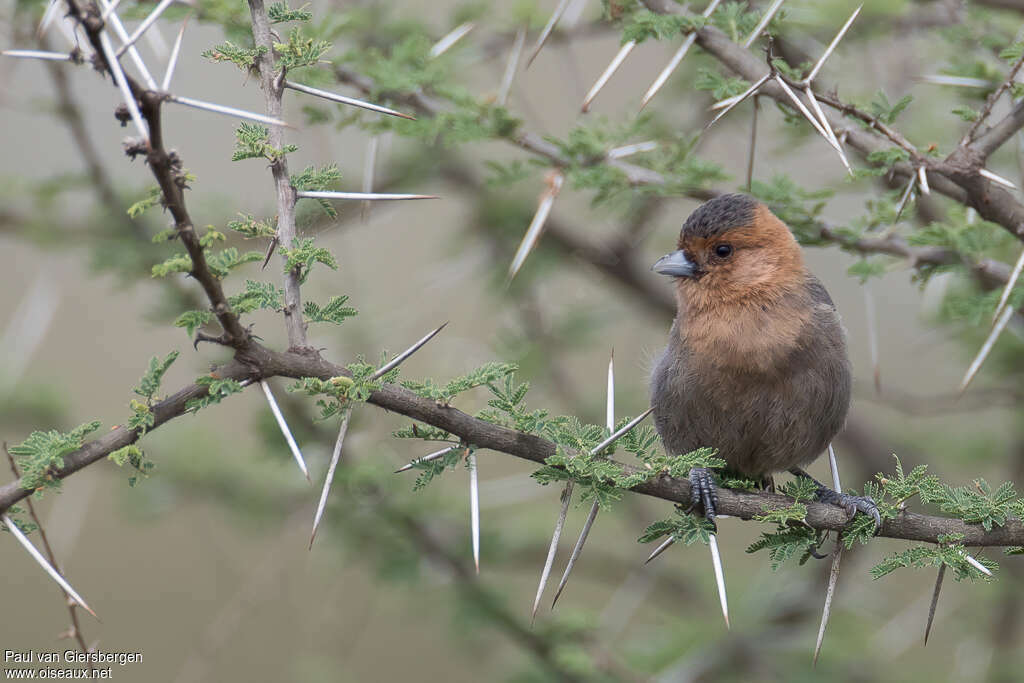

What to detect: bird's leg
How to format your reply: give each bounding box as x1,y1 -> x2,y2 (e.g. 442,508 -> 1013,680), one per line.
789,467 -> 881,532
687,467 -> 719,530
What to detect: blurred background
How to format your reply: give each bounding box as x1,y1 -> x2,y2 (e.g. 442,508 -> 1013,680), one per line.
1,0 -> 1023,680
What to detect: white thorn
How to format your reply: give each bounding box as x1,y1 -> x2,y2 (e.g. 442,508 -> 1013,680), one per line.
533,481 -> 572,622
1,49 -> 74,62
284,80 -> 416,120
924,563 -> 946,645
37,0 -> 62,38
959,304 -> 1014,393
508,171 -> 564,282
894,172 -> 917,221
96,0 -> 158,90
992,247 -> 1024,324
918,165 -> 931,195
394,446 -> 457,473
606,350 -> 615,431
827,443 -> 842,492
589,407 -> 654,456
116,0 -> 177,58
429,22 -> 475,58
551,500 -> 599,608
920,74 -> 990,88
296,190 -> 438,201
161,14 -> 190,92
607,140 -> 659,159
813,545 -> 843,663
644,535 -> 675,564
805,85 -> 852,174
704,72 -> 770,130
309,409 -> 353,549
260,380 -> 310,482
166,94 -> 291,128
97,31 -> 149,143
581,41 -> 635,112
803,4 -> 862,85
774,75 -> 828,139
964,553 -> 993,577
708,533 -> 729,629
3,514 -> 98,620
526,0 -> 571,68
371,322 -> 449,380
979,167 -> 1018,190
469,452 -> 480,574
640,0 -> 723,110
498,26 -> 527,106
742,0 -> 785,48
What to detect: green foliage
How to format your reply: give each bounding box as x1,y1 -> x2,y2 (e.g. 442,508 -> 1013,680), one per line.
228,214 -> 276,239
268,1 -> 312,23
638,507 -> 715,546
229,280 -> 284,315
711,2 -> 761,42
126,399 -> 154,433
274,26 -> 331,70
746,526 -> 818,569
999,41 -> 1024,62
871,535 -> 997,582
108,444 -> 153,487
202,41 -> 267,71
292,164 -> 342,217
127,185 -> 163,218
152,253 -> 192,278
232,123 -> 298,162
206,247 -> 264,278
402,362 -> 517,405
303,295 -> 357,325
847,258 -> 887,283
620,10 -> 702,44
134,350 -> 180,403
9,421 -> 102,491
174,310 -> 213,336
694,69 -> 750,101
866,91 -> 913,125
393,423 -> 454,442
281,238 -> 338,283
185,376 -> 244,413
411,446 -> 468,491
951,105 -> 979,122
749,175 -> 831,244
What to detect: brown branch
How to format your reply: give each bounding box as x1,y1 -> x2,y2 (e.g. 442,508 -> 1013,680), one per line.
961,49 -> 1024,146
246,0 -> 308,351
3,344 -> 1023,547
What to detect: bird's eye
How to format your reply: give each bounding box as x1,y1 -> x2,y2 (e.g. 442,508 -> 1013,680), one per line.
714,244 -> 733,258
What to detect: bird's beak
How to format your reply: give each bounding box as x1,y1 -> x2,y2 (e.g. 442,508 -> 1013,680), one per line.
652,250 -> 699,278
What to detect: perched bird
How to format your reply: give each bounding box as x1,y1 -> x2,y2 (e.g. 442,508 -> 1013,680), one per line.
650,193 -> 878,527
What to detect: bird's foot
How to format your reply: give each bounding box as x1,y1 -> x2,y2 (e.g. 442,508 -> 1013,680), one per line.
789,468 -> 881,533
687,467 -> 719,530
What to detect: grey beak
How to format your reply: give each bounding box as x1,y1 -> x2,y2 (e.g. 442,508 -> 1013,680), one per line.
652,250 -> 699,278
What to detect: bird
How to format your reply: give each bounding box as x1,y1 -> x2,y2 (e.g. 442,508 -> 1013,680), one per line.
649,193 -> 878,528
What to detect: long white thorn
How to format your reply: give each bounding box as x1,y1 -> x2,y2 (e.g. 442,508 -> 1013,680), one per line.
167,94 -> 291,127
964,553 -> 993,577
469,452 -> 480,574
920,74 -> 990,88
581,41 -> 635,113
96,0 -> 158,89
813,544 -> 843,663
774,75 -> 828,138
918,165 -> 931,195
959,304 -> 1014,393
589,407 -> 654,456
704,72 -> 770,130
371,321 -> 449,380
117,0 -> 176,58
742,0 -> 785,48
924,564 -> 946,645
526,0 -> 571,68
644,535 -> 675,564
161,14 -> 190,92
640,0 -> 722,110
979,167 -> 1018,190
37,0 -> 62,38
607,140 -> 658,159
498,26 -> 527,106
805,85 -> 851,174
260,380 -> 310,482
606,350 -> 615,431
430,22 -> 475,58
533,481 -> 572,622
508,171 -> 564,283
1,49 -> 74,62
100,0 -> 123,20
708,533 -> 729,629
283,81 -> 416,120
296,190 -> 438,201
814,442 -> 843,663
803,4 -> 862,84
394,446 -> 457,474
98,31 -> 149,143
309,409 -> 353,550
3,514 -> 98,620
992,247 -> 1024,324
894,172 -> 917,222
551,500 -> 599,608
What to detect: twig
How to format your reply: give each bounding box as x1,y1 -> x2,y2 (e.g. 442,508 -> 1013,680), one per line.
961,50 -> 1024,146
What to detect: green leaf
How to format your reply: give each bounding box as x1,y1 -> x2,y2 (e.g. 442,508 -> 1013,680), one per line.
229,280 -> 284,315
174,310 -> 213,336
9,421 -> 102,491
951,105 -> 979,122
152,253 -> 192,278
274,26 -> 331,70
206,247 -> 263,278
268,1 -> 312,23
303,295 -> 358,324
185,376 -> 244,413
127,185 -> 163,218
228,214 -> 276,238
280,238 -> 338,283
134,350 -> 180,402
202,42 -> 267,71
232,122 -> 298,162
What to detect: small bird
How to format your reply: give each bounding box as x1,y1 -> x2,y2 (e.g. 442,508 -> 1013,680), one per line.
650,193 -> 878,527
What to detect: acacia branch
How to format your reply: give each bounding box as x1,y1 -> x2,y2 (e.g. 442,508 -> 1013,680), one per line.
246,0 -> 308,350
2,344 -> 1022,548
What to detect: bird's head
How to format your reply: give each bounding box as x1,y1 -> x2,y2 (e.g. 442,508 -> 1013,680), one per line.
652,194 -> 805,310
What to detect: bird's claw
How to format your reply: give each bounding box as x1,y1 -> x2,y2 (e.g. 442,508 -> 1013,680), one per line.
687,467 -> 719,531
816,488 -> 881,533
